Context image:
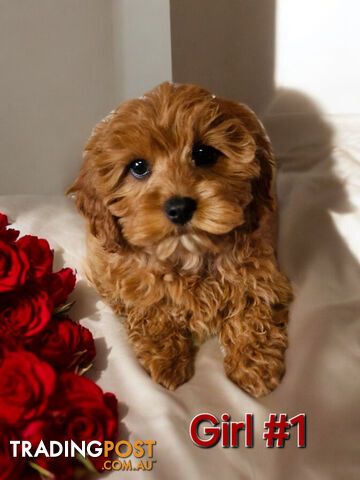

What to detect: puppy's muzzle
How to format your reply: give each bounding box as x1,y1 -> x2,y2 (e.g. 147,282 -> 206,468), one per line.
164,196 -> 197,225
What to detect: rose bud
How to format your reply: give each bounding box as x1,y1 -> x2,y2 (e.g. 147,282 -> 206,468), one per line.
0,285 -> 52,341
0,240 -> 29,293
0,213 -> 20,243
22,419 -> 77,480
0,350 -> 56,426
17,235 -> 54,280
45,268 -> 76,307
31,317 -> 96,372
54,373 -> 119,471
0,424 -> 26,480
0,213 -> 8,230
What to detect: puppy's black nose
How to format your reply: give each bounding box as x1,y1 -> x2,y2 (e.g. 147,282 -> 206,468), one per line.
163,196 -> 197,225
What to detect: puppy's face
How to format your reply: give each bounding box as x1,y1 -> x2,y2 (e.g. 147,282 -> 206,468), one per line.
70,82 -> 274,259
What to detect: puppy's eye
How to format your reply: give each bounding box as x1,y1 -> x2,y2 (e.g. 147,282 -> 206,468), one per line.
192,144 -> 220,167
129,159 -> 151,179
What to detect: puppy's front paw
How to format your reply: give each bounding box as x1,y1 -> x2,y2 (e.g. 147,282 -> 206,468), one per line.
224,350 -> 285,398
146,355 -> 195,391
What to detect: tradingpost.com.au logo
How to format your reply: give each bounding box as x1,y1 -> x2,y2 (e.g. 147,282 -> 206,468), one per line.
10,439 -> 157,472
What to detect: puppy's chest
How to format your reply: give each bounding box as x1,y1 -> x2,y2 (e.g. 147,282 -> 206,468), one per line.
121,261 -> 248,319
166,271 -> 245,308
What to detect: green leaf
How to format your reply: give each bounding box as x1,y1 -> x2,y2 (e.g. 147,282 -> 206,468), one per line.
73,350 -> 87,358
75,453 -> 97,473
54,301 -> 76,317
29,461 -> 55,479
76,363 -> 93,376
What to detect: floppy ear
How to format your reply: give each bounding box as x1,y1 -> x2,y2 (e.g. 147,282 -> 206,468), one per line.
240,104 -> 276,214
217,99 -> 276,232
67,159 -> 123,253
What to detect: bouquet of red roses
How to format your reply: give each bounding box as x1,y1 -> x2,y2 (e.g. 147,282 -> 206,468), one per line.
0,213 -> 119,479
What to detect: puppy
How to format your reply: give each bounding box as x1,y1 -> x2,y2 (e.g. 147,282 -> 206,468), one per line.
68,82 -> 292,397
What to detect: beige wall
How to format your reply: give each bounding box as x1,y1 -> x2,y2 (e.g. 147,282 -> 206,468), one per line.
0,0 -> 172,195
112,0 -> 172,102
170,0 -> 275,113
0,0 -> 116,195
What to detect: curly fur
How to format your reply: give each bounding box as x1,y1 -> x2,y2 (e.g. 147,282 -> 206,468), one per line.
68,82 -> 293,397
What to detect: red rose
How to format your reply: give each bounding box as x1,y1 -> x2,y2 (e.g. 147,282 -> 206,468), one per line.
18,468 -> 44,480
0,285 -> 52,340
0,424 -> 25,480
0,240 -> 29,293
22,419 -> 78,480
46,268 -> 76,307
0,214 -> 8,230
0,350 -> 56,426
0,337 -> 19,365
0,214 -> 19,243
31,317 -> 96,372
0,344 -> 6,365
54,373 -> 119,471
22,419 -> 51,447
16,235 -> 53,280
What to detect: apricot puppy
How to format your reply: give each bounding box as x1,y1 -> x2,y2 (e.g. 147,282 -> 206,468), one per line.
69,82 -> 292,397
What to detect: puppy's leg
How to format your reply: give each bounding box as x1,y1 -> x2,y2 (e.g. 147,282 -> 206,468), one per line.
126,305 -> 197,390
220,274 -> 291,397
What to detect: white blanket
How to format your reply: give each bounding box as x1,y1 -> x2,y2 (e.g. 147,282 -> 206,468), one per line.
1,112 -> 359,480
